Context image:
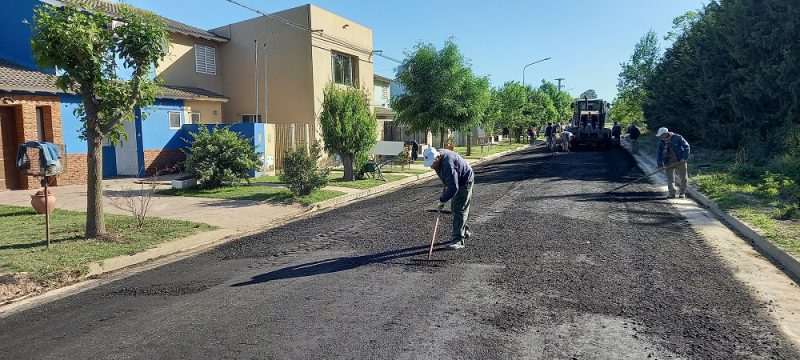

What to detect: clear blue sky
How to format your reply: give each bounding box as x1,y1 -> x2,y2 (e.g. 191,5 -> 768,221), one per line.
127,0 -> 701,100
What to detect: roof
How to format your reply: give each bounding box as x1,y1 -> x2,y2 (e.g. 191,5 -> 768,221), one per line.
159,85 -> 228,102
0,60 -> 227,102
55,0 -> 228,43
374,74 -> 394,83
374,106 -> 395,119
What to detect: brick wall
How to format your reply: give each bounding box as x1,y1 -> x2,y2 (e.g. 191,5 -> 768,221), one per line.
58,153 -> 88,185
143,149 -> 185,176
0,94 -> 65,190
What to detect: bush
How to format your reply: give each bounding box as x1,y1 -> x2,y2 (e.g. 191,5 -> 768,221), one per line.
184,126 -> 261,189
280,142 -> 329,196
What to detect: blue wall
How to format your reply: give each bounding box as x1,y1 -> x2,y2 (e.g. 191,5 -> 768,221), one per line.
59,94 -> 88,154
181,123 -> 266,177
139,99 -> 186,150
1,0 -> 52,71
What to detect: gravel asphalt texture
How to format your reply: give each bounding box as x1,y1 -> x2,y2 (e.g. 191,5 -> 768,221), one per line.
0,146 -> 797,359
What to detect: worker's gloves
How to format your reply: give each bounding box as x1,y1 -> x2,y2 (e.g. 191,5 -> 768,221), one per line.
437,201 -> 446,210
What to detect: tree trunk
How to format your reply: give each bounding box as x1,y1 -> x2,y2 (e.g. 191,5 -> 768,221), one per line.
342,154 -> 355,181
439,129 -> 445,148
466,133 -> 472,156
85,131 -> 106,238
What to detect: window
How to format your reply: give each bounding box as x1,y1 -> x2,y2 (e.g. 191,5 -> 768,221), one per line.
168,111 -> 182,129
195,44 -> 217,75
189,112 -> 200,124
332,52 -> 354,86
35,107 -> 45,141
241,114 -> 263,123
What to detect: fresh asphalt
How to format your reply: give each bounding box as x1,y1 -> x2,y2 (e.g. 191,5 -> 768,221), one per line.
0,147 -> 797,359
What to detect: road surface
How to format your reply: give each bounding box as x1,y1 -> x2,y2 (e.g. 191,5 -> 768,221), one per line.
1,147 -> 796,359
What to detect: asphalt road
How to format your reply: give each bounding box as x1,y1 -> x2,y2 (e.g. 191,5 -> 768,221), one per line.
1,147 -> 797,359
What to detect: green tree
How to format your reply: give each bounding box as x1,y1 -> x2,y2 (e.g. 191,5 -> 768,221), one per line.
489,81 -> 530,137
31,3 -> 168,238
319,85 -> 378,181
391,39 -> 490,149
580,89 -> 598,99
184,126 -> 261,189
538,81 -> 572,124
611,30 -> 661,128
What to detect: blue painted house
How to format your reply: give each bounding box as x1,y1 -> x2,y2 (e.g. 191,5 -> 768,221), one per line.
0,0 -> 240,189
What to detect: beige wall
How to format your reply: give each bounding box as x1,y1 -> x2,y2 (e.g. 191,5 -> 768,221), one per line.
157,33 -> 224,94
184,100 -> 223,124
213,6 -> 315,125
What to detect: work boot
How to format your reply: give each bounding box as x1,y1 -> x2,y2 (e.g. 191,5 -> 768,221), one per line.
678,193 -> 686,198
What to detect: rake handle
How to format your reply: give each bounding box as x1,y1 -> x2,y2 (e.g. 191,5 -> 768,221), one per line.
609,162 -> 680,193
427,211 -> 442,260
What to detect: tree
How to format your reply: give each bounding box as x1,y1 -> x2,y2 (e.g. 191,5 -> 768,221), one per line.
319,85 -> 378,181
580,89 -> 598,99
489,81 -> 530,137
538,81 -> 573,124
184,126 -> 261,189
391,39 -> 490,148
31,3 -> 168,238
611,30 -> 661,128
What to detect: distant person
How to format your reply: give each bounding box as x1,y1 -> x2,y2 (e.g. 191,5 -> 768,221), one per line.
527,127 -> 535,145
655,127 -> 691,198
562,130 -> 574,152
424,147 -> 474,250
409,139 -> 420,161
544,123 -> 553,148
612,121 -> 622,142
627,123 -> 641,153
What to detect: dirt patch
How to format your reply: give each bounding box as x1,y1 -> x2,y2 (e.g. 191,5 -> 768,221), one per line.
0,273 -> 42,304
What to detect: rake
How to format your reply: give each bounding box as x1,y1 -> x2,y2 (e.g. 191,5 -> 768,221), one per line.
409,208 -> 447,265
607,162 -> 679,194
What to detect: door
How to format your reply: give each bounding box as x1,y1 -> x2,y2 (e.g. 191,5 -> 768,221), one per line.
115,120 -> 140,176
0,107 -> 20,189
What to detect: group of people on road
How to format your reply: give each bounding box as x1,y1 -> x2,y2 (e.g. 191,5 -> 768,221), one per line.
418,122 -> 689,253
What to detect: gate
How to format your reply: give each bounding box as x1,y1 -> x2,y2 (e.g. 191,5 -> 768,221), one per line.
273,123 -> 317,170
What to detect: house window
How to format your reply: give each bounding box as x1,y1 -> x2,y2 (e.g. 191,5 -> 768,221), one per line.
195,44 -> 217,75
332,52 -> 354,86
189,112 -> 200,124
168,111 -> 182,129
35,107 -> 45,141
241,114 -> 262,123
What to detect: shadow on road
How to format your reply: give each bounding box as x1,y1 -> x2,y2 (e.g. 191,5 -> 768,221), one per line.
231,244 -> 437,287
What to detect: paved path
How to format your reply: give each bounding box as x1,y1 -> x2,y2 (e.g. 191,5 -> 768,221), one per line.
0,147 -> 797,359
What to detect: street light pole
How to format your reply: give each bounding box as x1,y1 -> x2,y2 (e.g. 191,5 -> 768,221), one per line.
522,57 -> 551,87
555,77 -> 565,91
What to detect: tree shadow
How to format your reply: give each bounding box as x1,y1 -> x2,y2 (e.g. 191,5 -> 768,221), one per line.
231,244 -> 436,287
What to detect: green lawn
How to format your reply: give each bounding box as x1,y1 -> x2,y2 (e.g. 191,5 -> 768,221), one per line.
378,167 -> 432,175
453,143 -> 525,159
255,172 -> 412,190
0,205 -> 214,285
159,186 -> 345,206
637,133 -> 800,256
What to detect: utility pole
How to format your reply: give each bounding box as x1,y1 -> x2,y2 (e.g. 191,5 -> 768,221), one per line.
254,40 -> 259,122
555,78 -> 565,92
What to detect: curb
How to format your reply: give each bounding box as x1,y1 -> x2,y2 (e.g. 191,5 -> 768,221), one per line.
620,138 -> 800,281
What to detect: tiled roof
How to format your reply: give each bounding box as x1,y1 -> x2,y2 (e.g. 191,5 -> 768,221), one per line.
159,85 -> 228,102
0,60 -> 227,102
59,0 -> 228,43
375,106 -> 395,119
0,60 -> 59,92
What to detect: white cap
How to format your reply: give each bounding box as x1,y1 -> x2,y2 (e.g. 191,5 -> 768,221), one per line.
655,127 -> 669,137
423,147 -> 440,167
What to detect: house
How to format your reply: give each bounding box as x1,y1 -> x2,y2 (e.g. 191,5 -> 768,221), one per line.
0,1 -> 376,190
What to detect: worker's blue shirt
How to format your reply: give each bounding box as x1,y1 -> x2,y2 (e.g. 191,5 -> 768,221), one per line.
434,149 -> 474,203
656,133 -> 690,167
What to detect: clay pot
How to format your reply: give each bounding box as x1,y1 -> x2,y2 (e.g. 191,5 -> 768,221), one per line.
30,189 -> 56,214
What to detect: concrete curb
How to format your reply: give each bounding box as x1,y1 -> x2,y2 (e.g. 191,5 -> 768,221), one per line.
620,138 -> 800,281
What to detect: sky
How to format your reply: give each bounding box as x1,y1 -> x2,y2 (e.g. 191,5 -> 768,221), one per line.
126,0 -> 702,100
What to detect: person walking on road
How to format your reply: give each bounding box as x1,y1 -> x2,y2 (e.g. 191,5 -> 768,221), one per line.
612,121 -> 622,144
527,127 -> 536,145
627,122 -> 641,153
655,127 -> 691,198
408,139 -> 420,161
544,123 -> 553,148
424,147 -> 474,250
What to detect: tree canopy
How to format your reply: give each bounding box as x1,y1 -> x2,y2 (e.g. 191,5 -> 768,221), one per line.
319,85 -> 378,181
391,39 -> 490,140
31,3 -> 169,238
610,30 -> 660,128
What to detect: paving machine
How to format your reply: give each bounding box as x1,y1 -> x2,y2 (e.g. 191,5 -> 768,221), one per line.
568,97 -> 612,149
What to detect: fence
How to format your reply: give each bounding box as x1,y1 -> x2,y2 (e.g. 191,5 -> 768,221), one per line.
273,123 -> 317,170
